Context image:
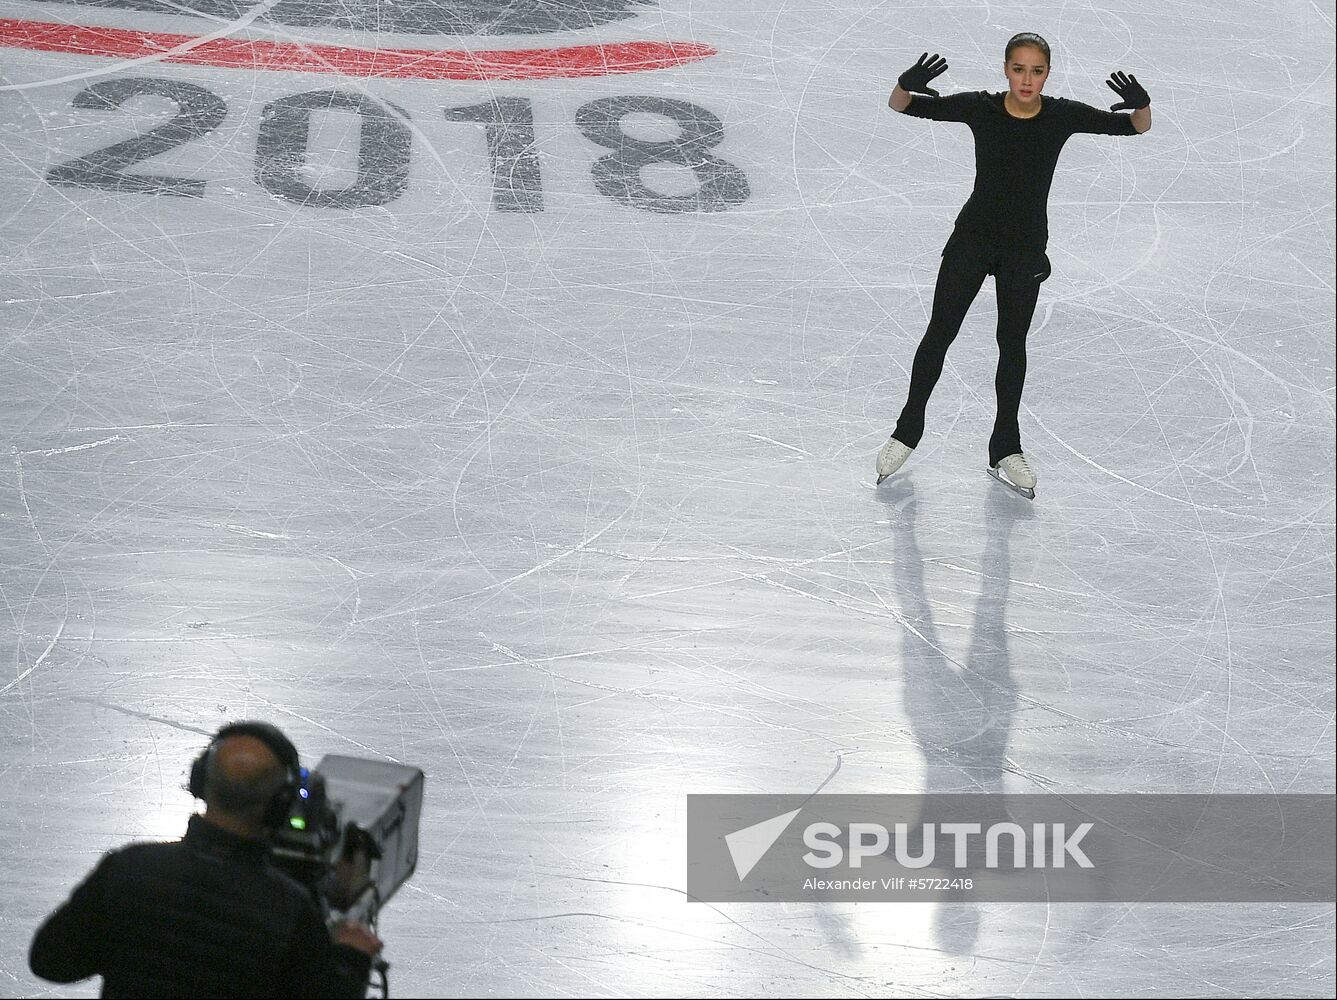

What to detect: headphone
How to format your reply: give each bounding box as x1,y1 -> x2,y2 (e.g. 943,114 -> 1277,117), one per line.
188,721 -> 302,830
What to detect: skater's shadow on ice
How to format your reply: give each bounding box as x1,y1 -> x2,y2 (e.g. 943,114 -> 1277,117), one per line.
874,480 -> 1034,954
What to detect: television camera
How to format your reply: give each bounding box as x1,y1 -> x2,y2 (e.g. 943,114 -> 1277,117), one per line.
271,755 -> 425,927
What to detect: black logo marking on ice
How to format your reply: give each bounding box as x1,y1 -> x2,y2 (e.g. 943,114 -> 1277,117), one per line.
33,0 -> 655,35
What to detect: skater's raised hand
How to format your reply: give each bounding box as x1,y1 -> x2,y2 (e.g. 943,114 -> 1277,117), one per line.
899,53 -> 949,97
1106,70 -> 1150,111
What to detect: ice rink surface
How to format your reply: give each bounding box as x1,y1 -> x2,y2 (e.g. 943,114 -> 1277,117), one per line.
2,0 -> 1334,995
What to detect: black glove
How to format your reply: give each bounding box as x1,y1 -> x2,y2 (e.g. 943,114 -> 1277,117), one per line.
1106,71 -> 1149,111
898,53 -> 949,97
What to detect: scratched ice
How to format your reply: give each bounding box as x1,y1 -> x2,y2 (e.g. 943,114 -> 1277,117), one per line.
1,0 -> 1333,996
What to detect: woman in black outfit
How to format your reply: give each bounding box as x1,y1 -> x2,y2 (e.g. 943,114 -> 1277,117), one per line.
875,33 -> 1151,498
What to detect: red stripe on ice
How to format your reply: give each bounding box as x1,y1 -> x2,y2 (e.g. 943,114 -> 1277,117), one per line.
0,18 -> 716,80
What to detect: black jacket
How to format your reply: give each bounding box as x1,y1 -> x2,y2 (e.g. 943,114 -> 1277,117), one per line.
903,90 -> 1140,252
29,815 -> 371,998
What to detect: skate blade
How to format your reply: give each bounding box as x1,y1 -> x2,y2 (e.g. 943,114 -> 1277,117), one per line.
876,473 -> 889,485
987,466 -> 1035,500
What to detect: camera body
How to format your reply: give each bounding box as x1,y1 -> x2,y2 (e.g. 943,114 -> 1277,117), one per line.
271,756 -> 425,924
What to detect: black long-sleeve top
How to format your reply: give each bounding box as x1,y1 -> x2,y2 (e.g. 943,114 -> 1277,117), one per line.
904,91 -> 1139,251
29,815 -> 371,998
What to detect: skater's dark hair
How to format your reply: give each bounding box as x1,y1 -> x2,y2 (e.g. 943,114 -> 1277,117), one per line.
1005,32 -> 1051,66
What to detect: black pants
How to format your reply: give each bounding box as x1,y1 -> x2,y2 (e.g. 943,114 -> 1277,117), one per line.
892,232 -> 1051,467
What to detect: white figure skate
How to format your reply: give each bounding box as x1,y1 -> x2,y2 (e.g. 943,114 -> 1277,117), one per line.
876,437 -> 914,484
988,453 -> 1037,500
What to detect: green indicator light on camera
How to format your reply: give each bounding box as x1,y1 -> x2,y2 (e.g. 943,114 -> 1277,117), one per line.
290,817 -> 306,830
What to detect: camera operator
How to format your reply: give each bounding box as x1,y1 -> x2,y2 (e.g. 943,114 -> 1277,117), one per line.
29,722 -> 383,998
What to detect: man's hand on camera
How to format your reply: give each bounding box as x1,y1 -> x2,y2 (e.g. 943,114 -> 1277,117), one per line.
331,921 -> 384,956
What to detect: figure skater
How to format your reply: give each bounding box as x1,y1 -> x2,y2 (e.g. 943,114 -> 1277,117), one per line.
875,33 -> 1151,498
